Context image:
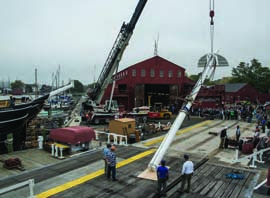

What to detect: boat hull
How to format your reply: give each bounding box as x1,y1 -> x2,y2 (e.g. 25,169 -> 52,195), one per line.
0,94 -> 49,154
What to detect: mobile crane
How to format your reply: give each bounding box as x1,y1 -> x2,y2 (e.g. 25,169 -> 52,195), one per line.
81,0 -> 148,124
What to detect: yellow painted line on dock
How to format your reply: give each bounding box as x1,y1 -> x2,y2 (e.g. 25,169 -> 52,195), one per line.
143,120 -> 211,146
36,149 -> 156,198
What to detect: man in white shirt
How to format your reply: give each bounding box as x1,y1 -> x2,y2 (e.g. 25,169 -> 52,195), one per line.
179,154 -> 194,193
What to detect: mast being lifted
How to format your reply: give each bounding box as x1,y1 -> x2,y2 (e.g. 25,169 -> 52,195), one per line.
147,0 -> 229,171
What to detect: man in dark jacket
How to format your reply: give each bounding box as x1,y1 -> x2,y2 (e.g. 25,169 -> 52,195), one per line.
219,127 -> 227,149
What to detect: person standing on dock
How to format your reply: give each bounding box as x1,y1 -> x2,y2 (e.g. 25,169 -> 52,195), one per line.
261,117 -> 266,133
9,95 -> 15,107
179,154 -> 194,193
219,127 -> 227,149
156,159 -> 169,196
106,145 -> 118,181
236,125 -> 241,142
103,143 -> 111,176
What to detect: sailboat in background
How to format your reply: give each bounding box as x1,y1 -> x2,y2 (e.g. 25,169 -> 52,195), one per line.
0,81 -> 74,154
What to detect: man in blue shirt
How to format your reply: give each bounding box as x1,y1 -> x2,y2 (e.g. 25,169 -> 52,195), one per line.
103,143 -> 111,176
106,146 -> 118,181
156,159 -> 169,196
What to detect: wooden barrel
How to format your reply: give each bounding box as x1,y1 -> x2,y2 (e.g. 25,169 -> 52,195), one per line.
242,143 -> 253,154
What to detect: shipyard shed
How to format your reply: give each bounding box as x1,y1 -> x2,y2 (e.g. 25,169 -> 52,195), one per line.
102,56 -> 192,111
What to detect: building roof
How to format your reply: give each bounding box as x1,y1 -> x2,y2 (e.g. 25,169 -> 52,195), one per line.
123,55 -> 186,71
225,83 -> 247,92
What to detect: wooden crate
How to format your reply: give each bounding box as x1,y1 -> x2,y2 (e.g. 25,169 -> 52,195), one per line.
109,118 -> 135,136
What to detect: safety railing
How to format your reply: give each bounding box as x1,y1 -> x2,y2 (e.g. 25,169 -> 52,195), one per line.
0,179 -> 35,198
95,130 -> 128,145
233,147 -> 270,168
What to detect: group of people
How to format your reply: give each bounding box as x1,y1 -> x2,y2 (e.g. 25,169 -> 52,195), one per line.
195,103 -> 269,125
156,154 -> 194,196
219,121 -> 270,150
103,143 -> 118,181
102,144 -> 194,196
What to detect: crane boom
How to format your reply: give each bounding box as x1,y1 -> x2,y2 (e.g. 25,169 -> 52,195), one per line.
91,0 -> 148,104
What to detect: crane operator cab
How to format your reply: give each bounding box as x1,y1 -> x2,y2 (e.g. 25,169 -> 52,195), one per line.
103,100 -> 119,113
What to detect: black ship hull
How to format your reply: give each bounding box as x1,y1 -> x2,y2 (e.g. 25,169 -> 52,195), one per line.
0,94 -> 49,154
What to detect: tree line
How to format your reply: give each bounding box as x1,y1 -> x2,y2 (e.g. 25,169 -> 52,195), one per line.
6,58 -> 270,94
8,80 -> 85,94
189,58 -> 270,94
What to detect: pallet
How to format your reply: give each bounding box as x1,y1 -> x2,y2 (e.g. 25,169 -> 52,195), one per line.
3,164 -> 25,171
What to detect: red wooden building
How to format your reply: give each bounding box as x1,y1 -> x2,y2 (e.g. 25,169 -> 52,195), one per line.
101,56 -> 270,111
102,56 -> 191,111
224,83 -> 270,105
195,84 -> 225,108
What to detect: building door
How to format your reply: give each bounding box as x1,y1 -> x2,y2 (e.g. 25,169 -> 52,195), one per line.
135,84 -> 145,107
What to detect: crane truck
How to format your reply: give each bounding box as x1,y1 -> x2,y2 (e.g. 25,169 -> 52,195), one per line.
81,0 -> 148,125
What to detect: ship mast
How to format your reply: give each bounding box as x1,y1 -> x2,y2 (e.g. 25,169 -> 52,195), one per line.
148,0 -> 220,171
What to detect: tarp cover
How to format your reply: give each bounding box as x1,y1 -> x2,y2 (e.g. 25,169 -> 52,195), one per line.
49,126 -> 95,145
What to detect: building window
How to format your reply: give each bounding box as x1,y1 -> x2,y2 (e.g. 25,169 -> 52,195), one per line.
168,70 -> 173,78
160,70 -> 164,77
150,69 -> 155,77
132,69 -> 136,77
141,69 -> 146,77
177,70 -> 181,78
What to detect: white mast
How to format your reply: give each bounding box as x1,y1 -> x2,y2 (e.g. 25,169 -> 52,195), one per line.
148,0 -> 229,171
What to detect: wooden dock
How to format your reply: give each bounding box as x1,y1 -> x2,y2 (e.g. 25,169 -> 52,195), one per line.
0,119 -> 269,198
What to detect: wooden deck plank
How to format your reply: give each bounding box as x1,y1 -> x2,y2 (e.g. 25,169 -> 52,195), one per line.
207,180 -> 225,197
191,164 -> 219,194
237,171 -> 259,198
193,178 -> 211,193
221,177 -> 241,198
200,180 -> 217,196
190,164 -> 213,191
198,164 -> 222,196
209,166 -> 234,198
228,172 -> 251,198
212,181 -> 231,198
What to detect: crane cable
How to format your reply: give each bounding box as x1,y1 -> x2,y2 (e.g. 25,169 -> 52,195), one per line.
209,0 -> 215,55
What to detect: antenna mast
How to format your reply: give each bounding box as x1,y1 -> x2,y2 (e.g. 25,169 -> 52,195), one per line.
35,68 -> 38,98
154,34 -> 159,56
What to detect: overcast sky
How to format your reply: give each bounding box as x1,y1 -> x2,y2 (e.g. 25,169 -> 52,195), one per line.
0,0 -> 269,85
